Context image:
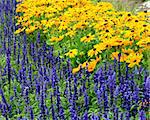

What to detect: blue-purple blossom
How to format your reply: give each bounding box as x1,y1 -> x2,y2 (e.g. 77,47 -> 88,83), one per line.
139,110 -> 146,120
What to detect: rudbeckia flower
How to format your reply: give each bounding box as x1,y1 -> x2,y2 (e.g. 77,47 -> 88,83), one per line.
111,52 -> 120,60
93,43 -> 106,53
72,64 -> 81,74
50,35 -> 64,42
88,48 -> 98,57
80,33 -> 95,42
136,37 -> 150,49
14,28 -> 25,34
126,53 -> 143,68
87,56 -> 101,72
65,49 -> 78,58
81,61 -> 88,68
87,59 -> 97,72
121,48 -> 135,62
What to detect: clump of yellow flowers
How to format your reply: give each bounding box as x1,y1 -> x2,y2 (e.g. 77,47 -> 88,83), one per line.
15,0 -> 150,73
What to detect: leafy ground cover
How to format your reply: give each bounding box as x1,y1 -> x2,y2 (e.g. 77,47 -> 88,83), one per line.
0,0 -> 150,120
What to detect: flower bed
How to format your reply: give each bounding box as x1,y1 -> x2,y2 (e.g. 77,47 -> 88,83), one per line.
0,0 -> 149,120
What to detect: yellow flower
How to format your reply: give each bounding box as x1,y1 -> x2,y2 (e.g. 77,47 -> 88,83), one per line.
50,35 -> 64,42
126,53 -> 143,68
93,43 -> 106,53
123,30 -> 132,39
111,52 -> 119,60
72,65 -> 81,74
14,28 -> 25,34
57,35 -> 64,42
87,56 -> 101,72
65,49 -> 78,58
74,21 -> 88,30
121,48 -> 135,62
88,48 -> 98,57
122,48 -> 134,55
87,59 -> 97,72
99,28 -> 114,38
58,22 -> 68,31
136,37 -> 150,49
82,61 -> 88,68
80,33 -> 95,43
25,26 -> 37,34
65,28 -> 76,37
96,56 -> 101,62
110,37 -> 123,47
50,37 -> 58,42
122,39 -> 133,46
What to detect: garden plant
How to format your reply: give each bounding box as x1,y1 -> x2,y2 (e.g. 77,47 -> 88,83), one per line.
0,0 -> 150,120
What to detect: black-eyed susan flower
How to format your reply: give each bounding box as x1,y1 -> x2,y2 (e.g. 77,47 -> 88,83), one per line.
111,52 -> 120,60
65,49 -> 78,58
65,28 -> 76,37
88,48 -> 98,57
81,61 -> 88,68
87,58 -> 98,72
72,64 -> 81,74
136,37 -> 150,48
126,53 -> 143,68
25,25 -> 37,34
87,60 -> 97,72
14,28 -> 25,34
93,43 -> 106,53
87,56 -> 101,72
80,33 -> 95,43
50,35 -> 64,42
121,48 -> 135,62
123,30 -> 132,39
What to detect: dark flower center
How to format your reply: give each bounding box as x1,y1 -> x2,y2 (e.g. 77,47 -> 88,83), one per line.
87,35 -> 90,38
125,53 -> 129,56
128,14 -> 131,17
106,30 -> 109,32
93,48 -> 96,51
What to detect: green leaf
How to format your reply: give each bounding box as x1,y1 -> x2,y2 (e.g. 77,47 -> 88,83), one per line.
46,40 -> 53,45
0,115 -> 6,120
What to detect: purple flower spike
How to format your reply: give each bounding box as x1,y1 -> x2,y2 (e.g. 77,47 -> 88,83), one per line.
84,90 -> 89,111
50,94 -> 57,120
37,32 -> 41,44
145,76 -> 150,90
91,113 -> 99,120
120,113 -> 124,120
0,88 -> 10,117
139,110 -> 146,120
83,111 -> 88,120
23,87 -> 29,113
6,47 -> 11,92
30,106 -> 34,120
125,112 -> 130,120
13,36 -> 17,57
114,107 -> 118,120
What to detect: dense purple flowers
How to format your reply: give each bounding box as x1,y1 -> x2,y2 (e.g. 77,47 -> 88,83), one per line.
0,29 -> 149,119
